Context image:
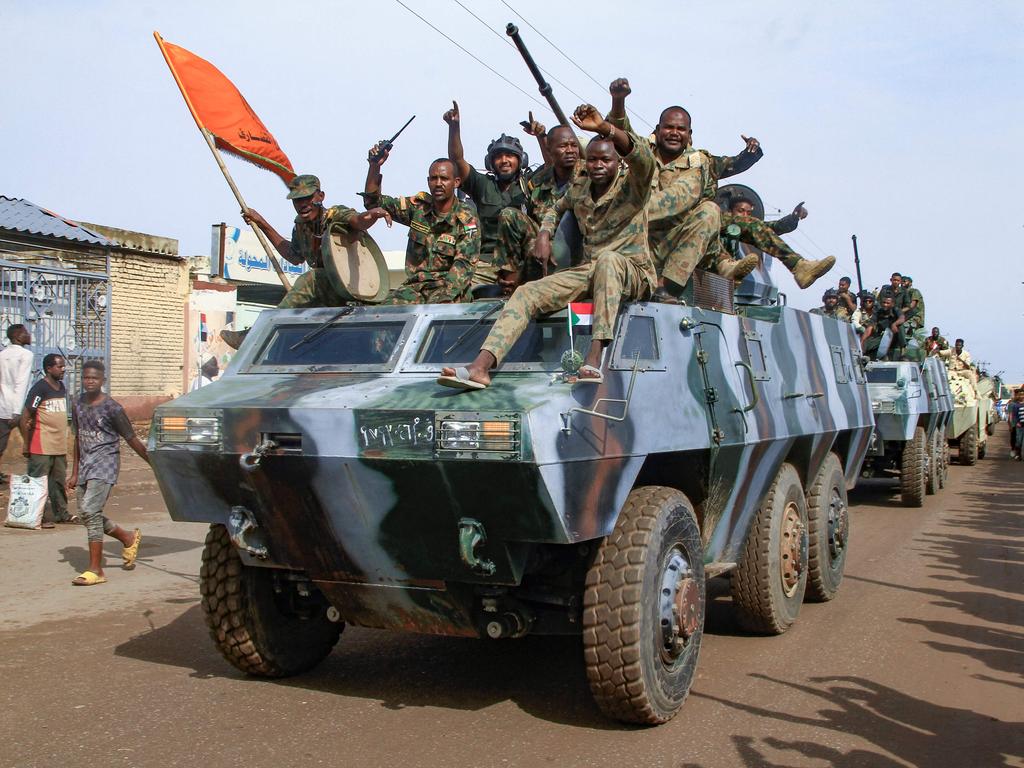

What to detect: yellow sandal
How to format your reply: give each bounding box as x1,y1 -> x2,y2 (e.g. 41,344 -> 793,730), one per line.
123,529 -> 142,570
72,570 -> 107,586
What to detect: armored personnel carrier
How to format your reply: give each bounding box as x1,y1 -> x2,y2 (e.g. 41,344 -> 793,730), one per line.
861,358 -> 953,506
150,210 -> 872,726
946,364 -> 988,464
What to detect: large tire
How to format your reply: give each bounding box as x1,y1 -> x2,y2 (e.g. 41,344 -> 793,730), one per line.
900,427 -> 926,507
925,430 -> 940,496
960,424 -> 979,466
805,453 -> 849,603
200,524 -> 343,677
583,486 -> 705,725
731,463 -> 809,634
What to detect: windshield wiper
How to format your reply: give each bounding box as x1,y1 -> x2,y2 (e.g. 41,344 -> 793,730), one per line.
289,306 -> 356,351
444,301 -> 504,355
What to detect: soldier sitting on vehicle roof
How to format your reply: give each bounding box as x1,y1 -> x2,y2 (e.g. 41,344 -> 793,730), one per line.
810,288 -> 847,320
720,195 -> 836,289
491,117 -> 582,296
925,327 -> 948,356
835,276 -> 857,319
850,291 -> 876,334
861,294 -> 907,360
900,275 -> 925,332
220,174 -> 391,349
437,101 -> 655,390
444,101 -> 534,298
362,150 -> 480,305
605,81 -> 833,301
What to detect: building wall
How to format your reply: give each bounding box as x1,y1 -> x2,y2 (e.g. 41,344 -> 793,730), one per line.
107,252 -> 190,415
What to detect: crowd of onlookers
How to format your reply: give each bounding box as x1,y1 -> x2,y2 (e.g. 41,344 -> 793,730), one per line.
1007,388 -> 1024,461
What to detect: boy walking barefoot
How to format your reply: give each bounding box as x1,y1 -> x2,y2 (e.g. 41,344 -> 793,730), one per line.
68,361 -> 150,586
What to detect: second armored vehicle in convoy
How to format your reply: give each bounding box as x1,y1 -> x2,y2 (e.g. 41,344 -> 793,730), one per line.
862,358 -> 953,506
946,364 -> 988,465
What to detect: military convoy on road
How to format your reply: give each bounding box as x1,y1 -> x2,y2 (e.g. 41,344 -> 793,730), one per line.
862,358 -> 952,506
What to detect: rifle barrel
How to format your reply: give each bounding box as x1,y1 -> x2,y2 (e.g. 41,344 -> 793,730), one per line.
506,24 -> 571,127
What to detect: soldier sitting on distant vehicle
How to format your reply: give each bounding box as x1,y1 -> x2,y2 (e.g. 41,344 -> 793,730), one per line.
362,151 -> 481,305
810,288 -> 846,319
900,275 -> 925,332
925,327 -> 948,356
851,291 -> 876,334
861,294 -> 907,360
220,174 -> 391,349
835,276 -> 857,319
438,100 -> 655,390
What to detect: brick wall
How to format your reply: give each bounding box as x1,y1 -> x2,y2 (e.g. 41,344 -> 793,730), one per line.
107,252 -> 189,408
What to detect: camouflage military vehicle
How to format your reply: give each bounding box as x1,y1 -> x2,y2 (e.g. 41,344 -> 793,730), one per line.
861,358 -> 953,506
977,375 -> 1000,443
945,365 -> 988,464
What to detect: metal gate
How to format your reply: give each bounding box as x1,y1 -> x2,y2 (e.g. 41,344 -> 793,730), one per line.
0,258 -> 111,397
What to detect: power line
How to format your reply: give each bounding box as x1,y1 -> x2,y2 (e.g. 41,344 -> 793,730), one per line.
394,0 -> 548,111
500,0 -> 654,129
450,0 -> 593,110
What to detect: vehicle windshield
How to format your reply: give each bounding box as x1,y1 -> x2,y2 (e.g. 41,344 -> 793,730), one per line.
254,321 -> 406,368
866,367 -> 900,383
415,318 -> 592,367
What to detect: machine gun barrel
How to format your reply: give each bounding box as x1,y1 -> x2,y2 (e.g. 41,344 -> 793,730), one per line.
851,234 -> 864,296
505,24 -> 572,128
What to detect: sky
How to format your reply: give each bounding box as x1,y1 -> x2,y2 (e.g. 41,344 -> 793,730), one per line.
3,0 -> 1022,380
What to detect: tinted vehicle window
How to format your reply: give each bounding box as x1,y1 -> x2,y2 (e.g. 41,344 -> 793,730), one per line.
866,367 -> 899,383
417,319 -> 592,366
256,322 -> 406,367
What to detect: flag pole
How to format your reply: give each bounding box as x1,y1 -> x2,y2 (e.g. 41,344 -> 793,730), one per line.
153,31 -> 291,290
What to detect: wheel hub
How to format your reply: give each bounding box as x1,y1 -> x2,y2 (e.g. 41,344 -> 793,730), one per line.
827,488 -> 848,560
780,501 -> 805,596
659,549 -> 699,659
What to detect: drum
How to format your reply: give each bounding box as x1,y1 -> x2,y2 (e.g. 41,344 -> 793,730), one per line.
321,224 -> 390,303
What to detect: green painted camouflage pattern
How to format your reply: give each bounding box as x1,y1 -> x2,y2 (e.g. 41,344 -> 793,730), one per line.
719,212 -> 801,270
278,268 -> 349,309
363,192 -> 480,304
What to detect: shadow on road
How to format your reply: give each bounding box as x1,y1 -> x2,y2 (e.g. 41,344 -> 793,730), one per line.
114,604 -> 629,730
56,535 -> 202,574
697,674 -> 1023,767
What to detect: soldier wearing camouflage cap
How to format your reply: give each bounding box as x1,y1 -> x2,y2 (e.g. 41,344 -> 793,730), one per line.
220,174 -> 391,349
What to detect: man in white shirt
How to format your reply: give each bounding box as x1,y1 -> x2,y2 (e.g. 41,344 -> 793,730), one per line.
0,324 -> 35,484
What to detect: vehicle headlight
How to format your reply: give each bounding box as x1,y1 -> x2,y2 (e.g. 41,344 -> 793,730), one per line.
436,413 -> 521,458
157,414 -> 222,445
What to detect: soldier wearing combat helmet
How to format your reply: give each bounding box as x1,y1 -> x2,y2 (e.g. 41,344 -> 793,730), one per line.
221,174 -> 390,349
810,288 -> 844,319
444,101 -> 534,295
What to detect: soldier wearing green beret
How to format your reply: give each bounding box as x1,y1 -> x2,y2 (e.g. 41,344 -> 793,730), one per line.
362,149 -> 480,305
220,174 -> 391,349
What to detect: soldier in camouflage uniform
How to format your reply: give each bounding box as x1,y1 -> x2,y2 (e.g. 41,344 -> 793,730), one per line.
720,195 -> 835,289
493,123 -> 581,292
809,288 -> 846,319
439,102 -> 655,390
850,291 -> 876,334
900,275 -> 925,331
926,327 -> 948,356
221,174 -> 391,349
363,149 -> 479,304
835,276 -> 857,318
444,101 -> 533,294
861,295 -> 907,360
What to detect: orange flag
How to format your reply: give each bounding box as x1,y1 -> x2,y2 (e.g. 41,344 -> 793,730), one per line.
155,33 -> 295,183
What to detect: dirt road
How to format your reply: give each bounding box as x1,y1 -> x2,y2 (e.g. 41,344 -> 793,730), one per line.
1,436 -> 1021,768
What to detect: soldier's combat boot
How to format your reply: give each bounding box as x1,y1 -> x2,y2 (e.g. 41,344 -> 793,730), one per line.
220,328 -> 250,350
792,255 -> 837,289
717,253 -> 759,281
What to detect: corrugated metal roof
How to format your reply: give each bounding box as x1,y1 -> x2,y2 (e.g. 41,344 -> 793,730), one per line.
0,196 -> 111,246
